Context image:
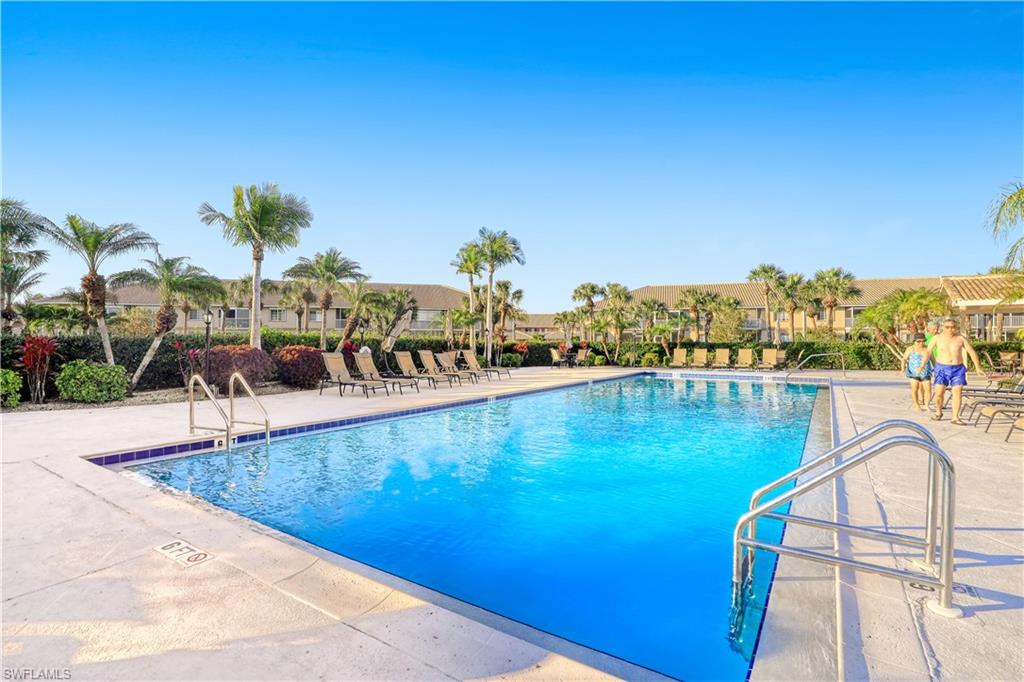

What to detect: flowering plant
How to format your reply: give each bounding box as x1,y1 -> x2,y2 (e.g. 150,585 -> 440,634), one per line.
579,340 -> 589,349
21,335 -> 57,404
558,342 -> 568,354
172,340 -> 201,386
513,342 -> 529,355
340,340 -> 357,370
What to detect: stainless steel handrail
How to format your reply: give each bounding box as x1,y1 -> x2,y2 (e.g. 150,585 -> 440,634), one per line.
733,433 -> 962,618
228,372 -> 270,445
784,352 -> 847,379
747,419 -> 941,565
188,374 -> 231,445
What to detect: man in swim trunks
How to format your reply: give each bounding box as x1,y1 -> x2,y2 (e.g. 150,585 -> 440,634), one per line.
924,318 -> 983,425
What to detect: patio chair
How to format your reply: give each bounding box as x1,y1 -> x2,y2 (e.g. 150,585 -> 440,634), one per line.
355,353 -> 419,395
712,348 -> 732,369
438,351 -> 482,383
550,348 -> 569,368
975,403 -> 1024,434
736,348 -> 755,369
417,349 -> 466,386
393,351 -> 444,389
999,351 -> 1022,374
691,347 -> 709,368
463,350 -> 510,379
320,353 -> 390,398
1006,416 -> 1024,442
776,349 -> 788,368
669,348 -> 688,368
964,393 -> 1024,422
576,348 -> 590,366
758,348 -> 785,370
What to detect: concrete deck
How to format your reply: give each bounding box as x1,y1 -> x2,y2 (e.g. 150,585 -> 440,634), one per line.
2,367 -> 1021,680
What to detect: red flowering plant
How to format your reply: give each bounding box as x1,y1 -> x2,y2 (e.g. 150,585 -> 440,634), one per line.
340,340 -> 357,370
171,340 -> 202,386
20,335 -> 58,404
513,341 -> 529,355
558,341 -> 568,354
579,340 -> 589,350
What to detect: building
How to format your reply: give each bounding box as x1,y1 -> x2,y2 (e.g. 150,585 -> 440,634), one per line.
602,275 -> 1024,342
38,281 -> 468,336
513,313 -> 560,340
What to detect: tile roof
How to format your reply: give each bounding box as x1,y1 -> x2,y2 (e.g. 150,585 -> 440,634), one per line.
40,281 -> 468,310
604,277 -> 944,309
519,313 -> 558,328
941,274 -> 1024,303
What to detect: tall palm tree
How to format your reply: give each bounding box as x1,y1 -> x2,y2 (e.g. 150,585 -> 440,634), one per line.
897,288 -> 950,334
572,282 -> 606,343
701,292 -> 722,342
989,182 -> 1024,268
277,282 -> 307,332
775,273 -> 806,342
812,267 -> 862,333
1,198 -> 52,267
476,228 -> 525,363
452,242 -> 484,352
283,249 -> 364,349
493,280 -> 525,336
636,298 -> 668,341
451,307 -> 480,348
40,215 -> 156,364
198,183 -> 313,349
675,287 -> 705,342
111,253 -> 220,389
747,264 -> 785,343
601,282 -> 634,361
798,281 -> 822,335
553,311 -> 574,343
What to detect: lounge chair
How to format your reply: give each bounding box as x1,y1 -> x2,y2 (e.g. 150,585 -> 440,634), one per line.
1006,416 -> 1024,442
975,403 -> 1024,434
712,348 -> 731,369
964,393 -> 1024,422
438,351 -> 483,383
669,348 -> 688,368
355,353 -> 419,395
758,348 -> 782,370
999,351 -> 1021,374
691,348 -> 709,368
550,348 -> 569,368
576,348 -> 590,366
776,349 -> 787,368
736,348 -> 755,369
320,353 -> 390,398
417,350 -> 466,385
463,350 -> 510,379
393,351 -> 444,388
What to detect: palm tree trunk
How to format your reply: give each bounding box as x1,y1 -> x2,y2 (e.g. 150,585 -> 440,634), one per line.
295,313 -> 302,332
468,273 -> 476,352
96,315 -> 115,365
182,313 -> 189,334
250,252 -> 263,349
303,301 -> 310,332
319,306 -> 328,350
485,270 -> 494,363
763,292 -> 772,343
787,306 -> 796,341
130,333 -> 165,390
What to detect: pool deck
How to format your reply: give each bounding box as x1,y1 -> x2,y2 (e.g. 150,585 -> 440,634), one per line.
2,367 -> 1021,680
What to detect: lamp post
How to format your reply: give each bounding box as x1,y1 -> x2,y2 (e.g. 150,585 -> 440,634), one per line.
203,309 -> 213,383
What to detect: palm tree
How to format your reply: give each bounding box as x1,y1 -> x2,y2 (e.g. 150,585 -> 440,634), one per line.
452,242 -> 484,352
799,281 -> 822,335
283,249 -> 364,349
989,182 -> 1024,268
198,183 -> 313,349
572,282 -> 606,342
747,264 -> 785,343
775,273 -> 805,342
40,215 -> 156,364
636,298 -> 668,341
601,283 -> 634,362
451,307 -> 480,348
338,280 -> 381,343
812,267 -> 862,333
1,198 -> 52,267
897,288 -> 950,334
707,296 -> 742,342
493,280 -> 524,336
476,228 -> 525,363
367,287 -> 418,341
277,282 -> 307,332
1,261 -> 45,329
553,310 -> 574,343
701,292 -> 721,342
111,253 -> 220,389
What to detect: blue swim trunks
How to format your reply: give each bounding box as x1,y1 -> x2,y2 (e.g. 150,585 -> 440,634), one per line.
933,363 -> 967,387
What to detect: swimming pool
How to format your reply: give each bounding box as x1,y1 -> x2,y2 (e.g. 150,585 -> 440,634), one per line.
133,376 -> 820,680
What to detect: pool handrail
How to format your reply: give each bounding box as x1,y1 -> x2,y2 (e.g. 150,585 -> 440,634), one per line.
228,372 -> 271,445
733,430 -> 962,618
188,374 -> 231,446
784,352 -> 847,379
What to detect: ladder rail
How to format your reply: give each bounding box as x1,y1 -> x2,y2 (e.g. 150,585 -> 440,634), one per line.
784,352 -> 847,379
228,372 -> 271,445
733,434 -> 961,617
188,374 -> 231,445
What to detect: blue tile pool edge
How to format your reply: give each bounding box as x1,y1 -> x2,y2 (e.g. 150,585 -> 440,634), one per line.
83,371 -> 831,468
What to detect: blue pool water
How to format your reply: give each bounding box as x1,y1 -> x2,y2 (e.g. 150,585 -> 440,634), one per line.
133,377 -> 819,680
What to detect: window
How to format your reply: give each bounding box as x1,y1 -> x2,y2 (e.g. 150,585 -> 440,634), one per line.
309,310 -> 321,322
270,309 -> 285,322
188,309 -> 201,320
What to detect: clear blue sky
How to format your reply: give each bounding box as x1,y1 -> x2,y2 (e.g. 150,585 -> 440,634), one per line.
3,1 -> 1021,311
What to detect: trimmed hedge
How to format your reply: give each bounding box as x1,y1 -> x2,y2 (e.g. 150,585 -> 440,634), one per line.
0,368 -> 21,408
54,360 -> 129,403
273,344 -> 326,388
205,345 -> 276,390
1,330 -> 1020,399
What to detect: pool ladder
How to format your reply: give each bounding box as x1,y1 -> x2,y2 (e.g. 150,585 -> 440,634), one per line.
732,419 -> 962,621
188,372 -> 270,449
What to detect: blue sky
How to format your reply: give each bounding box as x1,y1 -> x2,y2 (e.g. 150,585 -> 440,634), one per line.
3,1 -> 1021,311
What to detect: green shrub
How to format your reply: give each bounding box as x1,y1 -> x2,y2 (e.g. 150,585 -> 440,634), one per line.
500,352 -> 523,368
592,354 -> 608,366
204,344 -> 275,389
273,344 -> 325,388
54,360 -> 129,403
0,368 -> 22,408
640,352 -> 661,367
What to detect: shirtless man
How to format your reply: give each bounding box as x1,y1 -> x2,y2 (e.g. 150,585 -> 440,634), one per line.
925,318 -> 983,425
